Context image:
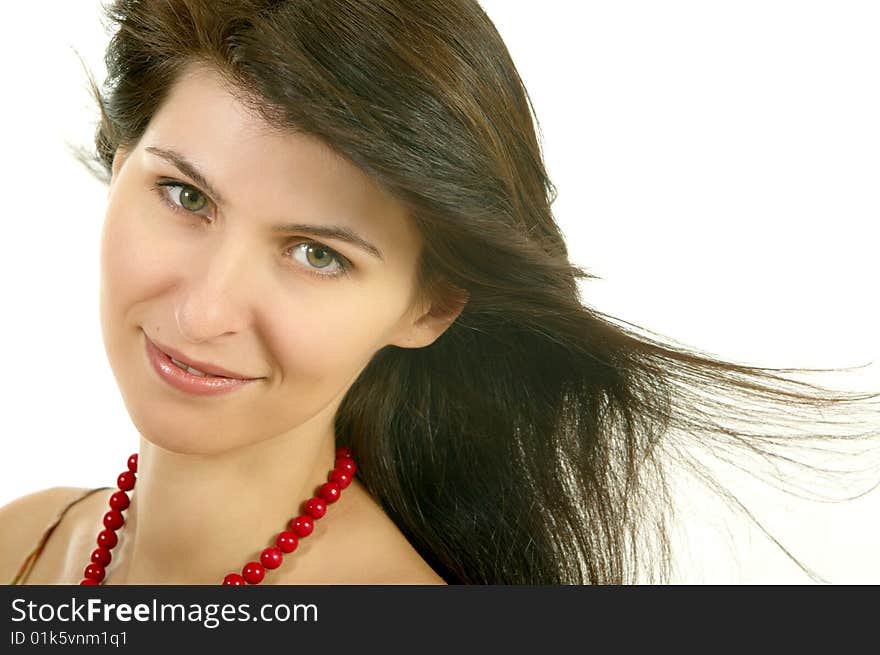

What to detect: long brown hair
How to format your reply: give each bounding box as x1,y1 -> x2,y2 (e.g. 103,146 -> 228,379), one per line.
72,0 -> 879,583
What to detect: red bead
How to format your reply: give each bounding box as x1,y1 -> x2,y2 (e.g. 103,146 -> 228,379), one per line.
290,514 -> 314,537
276,531 -> 299,553
97,529 -> 118,549
260,547 -> 283,569
91,548 -> 112,566
335,457 -> 357,476
85,450 -> 365,587
328,468 -> 351,489
242,562 -> 265,584
103,510 -> 125,530
117,471 -> 136,491
304,497 -> 326,519
318,481 -> 341,504
84,563 -> 105,582
108,491 -> 130,511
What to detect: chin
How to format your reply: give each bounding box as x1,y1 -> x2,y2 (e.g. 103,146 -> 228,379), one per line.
127,401 -> 256,456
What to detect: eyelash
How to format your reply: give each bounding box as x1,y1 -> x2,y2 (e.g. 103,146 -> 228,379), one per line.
150,179 -> 352,280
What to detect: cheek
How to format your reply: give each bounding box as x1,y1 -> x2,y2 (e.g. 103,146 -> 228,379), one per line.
99,202 -> 174,317
267,284 -> 409,386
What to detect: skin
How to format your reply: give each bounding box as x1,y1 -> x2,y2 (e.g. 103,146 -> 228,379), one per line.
16,62 -> 464,584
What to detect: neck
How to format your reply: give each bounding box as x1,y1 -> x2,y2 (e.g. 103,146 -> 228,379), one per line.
105,421 -> 340,585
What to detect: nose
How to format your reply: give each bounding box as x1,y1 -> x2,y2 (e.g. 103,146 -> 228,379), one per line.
174,238 -> 257,343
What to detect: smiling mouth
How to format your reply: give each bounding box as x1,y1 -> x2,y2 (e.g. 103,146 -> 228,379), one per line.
144,332 -> 262,396
144,330 -> 260,380
168,357 -> 227,378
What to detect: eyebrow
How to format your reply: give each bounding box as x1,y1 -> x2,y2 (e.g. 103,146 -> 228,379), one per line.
144,145 -> 385,261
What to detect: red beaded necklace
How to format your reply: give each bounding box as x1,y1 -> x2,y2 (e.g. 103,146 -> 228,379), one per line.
79,446 -> 357,585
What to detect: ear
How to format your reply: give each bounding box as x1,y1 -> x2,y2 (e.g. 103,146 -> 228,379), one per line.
391,287 -> 469,349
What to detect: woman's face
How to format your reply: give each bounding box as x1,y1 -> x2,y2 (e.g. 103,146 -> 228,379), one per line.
100,63 -> 439,454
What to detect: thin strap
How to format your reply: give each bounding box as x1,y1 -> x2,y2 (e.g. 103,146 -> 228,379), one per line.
10,487 -> 114,585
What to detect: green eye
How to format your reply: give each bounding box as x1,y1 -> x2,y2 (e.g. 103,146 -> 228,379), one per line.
177,185 -> 207,212
153,180 -> 212,217
305,244 -> 335,269
287,242 -> 351,278
151,179 -> 352,280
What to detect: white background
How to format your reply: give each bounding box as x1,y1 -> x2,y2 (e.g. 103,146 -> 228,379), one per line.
0,1 -> 877,583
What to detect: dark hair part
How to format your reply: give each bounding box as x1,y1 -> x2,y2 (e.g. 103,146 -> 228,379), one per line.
73,0 -> 880,583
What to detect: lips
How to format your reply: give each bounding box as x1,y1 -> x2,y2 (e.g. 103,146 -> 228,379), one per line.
145,333 -> 258,380
144,333 -> 260,397
169,356 -> 220,378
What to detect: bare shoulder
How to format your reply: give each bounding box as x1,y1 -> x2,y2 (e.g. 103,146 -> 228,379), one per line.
0,486 -> 94,583
375,565 -> 448,585
325,480 -> 448,585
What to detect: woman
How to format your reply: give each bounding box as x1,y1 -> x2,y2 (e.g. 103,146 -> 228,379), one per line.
2,0 -> 878,585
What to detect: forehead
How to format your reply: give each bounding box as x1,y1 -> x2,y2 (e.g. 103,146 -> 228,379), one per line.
145,64 -> 340,173
136,63 -> 420,253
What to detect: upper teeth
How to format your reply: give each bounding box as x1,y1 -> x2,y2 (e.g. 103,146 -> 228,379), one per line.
170,357 -> 216,378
